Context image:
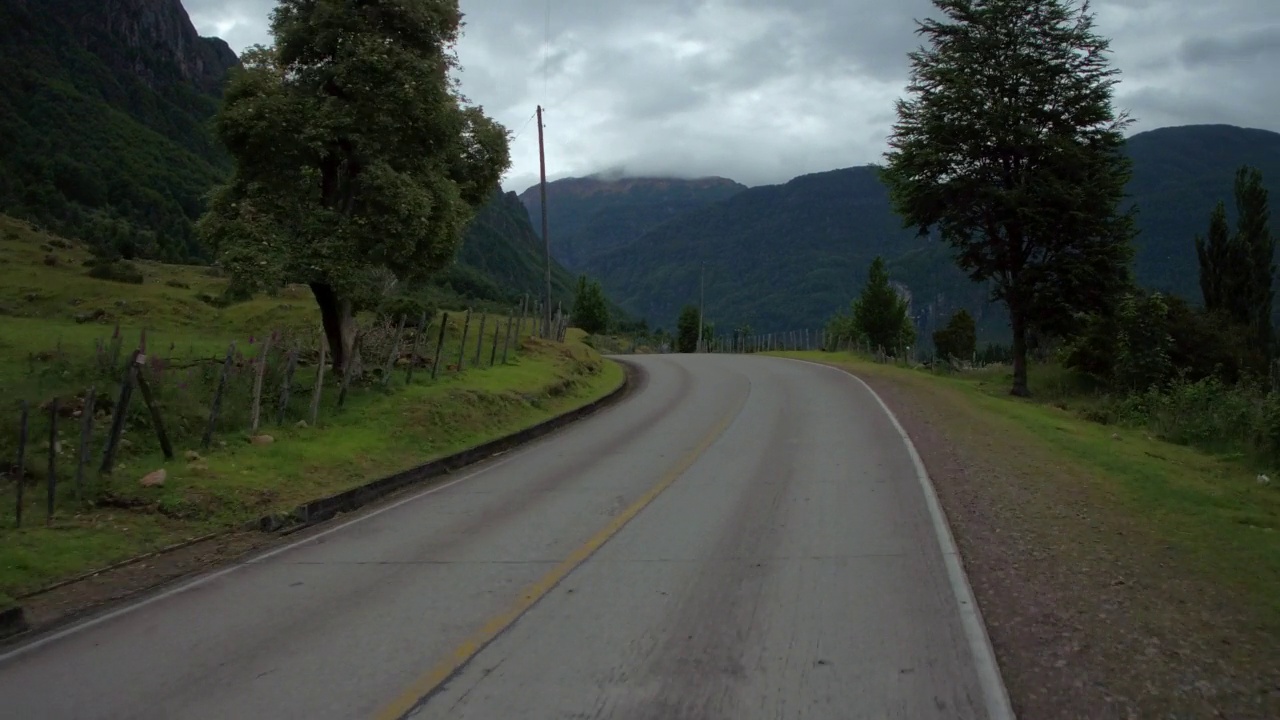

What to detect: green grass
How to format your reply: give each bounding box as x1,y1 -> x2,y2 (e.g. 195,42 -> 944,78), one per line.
776,350 -> 1280,624
0,216 -> 624,599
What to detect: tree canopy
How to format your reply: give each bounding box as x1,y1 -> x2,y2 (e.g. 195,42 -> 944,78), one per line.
1196,166 -> 1273,366
882,0 -> 1135,396
933,309 -> 977,361
572,275 -> 610,335
826,257 -> 915,354
676,305 -> 700,353
198,0 -> 510,371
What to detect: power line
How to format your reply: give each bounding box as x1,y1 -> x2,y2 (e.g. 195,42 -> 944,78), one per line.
509,110 -> 538,144
542,0 -> 550,104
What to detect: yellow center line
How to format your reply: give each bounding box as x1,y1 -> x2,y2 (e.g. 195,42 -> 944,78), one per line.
372,396 -> 746,720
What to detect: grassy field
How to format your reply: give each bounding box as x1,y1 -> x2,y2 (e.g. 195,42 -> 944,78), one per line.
0,215 -> 623,600
776,350 -> 1280,625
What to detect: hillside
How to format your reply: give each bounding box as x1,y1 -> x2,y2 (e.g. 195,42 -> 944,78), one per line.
518,175 -> 747,268
0,0 -> 238,262
1126,125 -> 1280,296
452,190 -> 578,308
0,0 -> 589,314
581,125 -> 1280,338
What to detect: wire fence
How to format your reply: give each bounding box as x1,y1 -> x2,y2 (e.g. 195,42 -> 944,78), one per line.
1,297 -> 576,528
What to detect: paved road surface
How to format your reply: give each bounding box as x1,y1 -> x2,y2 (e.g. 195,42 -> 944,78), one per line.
0,354 -> 1010,719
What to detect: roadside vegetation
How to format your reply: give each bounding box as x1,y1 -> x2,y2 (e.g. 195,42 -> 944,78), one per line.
0,215 -> 622,600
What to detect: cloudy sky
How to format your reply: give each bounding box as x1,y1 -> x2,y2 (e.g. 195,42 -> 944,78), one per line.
184,0 -> 1280,194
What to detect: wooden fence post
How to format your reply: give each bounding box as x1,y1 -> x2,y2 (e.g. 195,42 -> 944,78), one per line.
337,331 -> 362,410
75,387 -> 95,501
489,317 -> 500,366
473,314 -> 487,367
14,401 -> 27,527
101,350 -> 140,474
277,348 -> 299,425
249,333 -> 274,434
456,309 -> 472,372
406,311 -> 427,384
108,323 -> 122,370
382,315 -> 407,387
202,343 -> 236,449
134,359 -> 173,460
309,338 -> 327,427
46,399 -> 57,526
431,312 -> 449,380
501,311 -> 514,364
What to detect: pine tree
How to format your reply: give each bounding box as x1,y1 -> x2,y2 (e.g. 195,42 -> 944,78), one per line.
676,305 -> 700,353
882,0 -> 1134,396
1195,166 -> 1273,365
852,257 -> 914,354
1195,201 -> 1237,317
1236,167 -> 1273,360
932,309 -> 977,361
572,274 -> 610,335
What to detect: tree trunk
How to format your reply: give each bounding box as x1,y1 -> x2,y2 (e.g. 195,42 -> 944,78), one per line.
310,282 -> 359,375
1009,306 -> 1030,397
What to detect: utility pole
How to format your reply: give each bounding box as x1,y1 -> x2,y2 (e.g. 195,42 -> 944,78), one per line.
696,262 -> 705,353
537,105 -> 552,338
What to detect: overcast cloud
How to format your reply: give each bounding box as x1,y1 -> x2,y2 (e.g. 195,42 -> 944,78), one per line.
184,0 -> 1280,194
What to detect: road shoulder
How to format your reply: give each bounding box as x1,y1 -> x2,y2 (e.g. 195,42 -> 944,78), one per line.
793,355 -> 1280,720
4,356 -> 634,646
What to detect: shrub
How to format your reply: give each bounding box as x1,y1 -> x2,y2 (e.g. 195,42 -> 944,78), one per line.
376,294 -> 437,326
86,260 -> 144,284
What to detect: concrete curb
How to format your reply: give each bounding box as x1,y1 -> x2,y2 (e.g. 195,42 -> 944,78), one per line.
0,606 -> 27,640
256,360 -> 635,532
1,361 -> 634,643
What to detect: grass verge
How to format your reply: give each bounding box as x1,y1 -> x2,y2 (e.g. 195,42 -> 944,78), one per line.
1,330 -> 622,601
776,351 -> 1280,628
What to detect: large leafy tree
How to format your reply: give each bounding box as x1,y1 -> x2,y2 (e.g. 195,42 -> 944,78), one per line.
572,274 -> 610,335
198,0 -> 510,372
882,0 -> 1135,396
1196,166 -> 1273,364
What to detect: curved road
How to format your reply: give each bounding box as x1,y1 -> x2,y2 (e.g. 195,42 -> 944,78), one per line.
0,354 -> 1010,719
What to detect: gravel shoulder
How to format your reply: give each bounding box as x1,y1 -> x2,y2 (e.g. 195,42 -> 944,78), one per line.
811,357 -> 1280,720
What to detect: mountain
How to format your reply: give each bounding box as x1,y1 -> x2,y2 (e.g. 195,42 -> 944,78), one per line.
518,175 -> 747,268
0,0 -> 589,314
580,124 -> 1280,339
581,167 -> 982,337
0,0 -> 239,262
450,190 -> 579,308
1126,125 -> 1280,297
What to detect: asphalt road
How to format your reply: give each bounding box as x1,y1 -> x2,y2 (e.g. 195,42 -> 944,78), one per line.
0,354 -> 1010,720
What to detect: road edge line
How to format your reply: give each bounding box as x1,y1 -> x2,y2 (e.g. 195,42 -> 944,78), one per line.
785,356 -> 1016,720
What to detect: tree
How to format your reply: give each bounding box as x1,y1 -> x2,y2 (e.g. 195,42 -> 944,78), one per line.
198,0 -> 510,373
572,275 -> 610,335
932,309 -> 977,361
882,0 -> 1135,396
852,257 -> 914,353
1196,201 -> 1238,318
1198,167 -> 1273,365
1237,167 -> 1274,360
676,305 -> 700,353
